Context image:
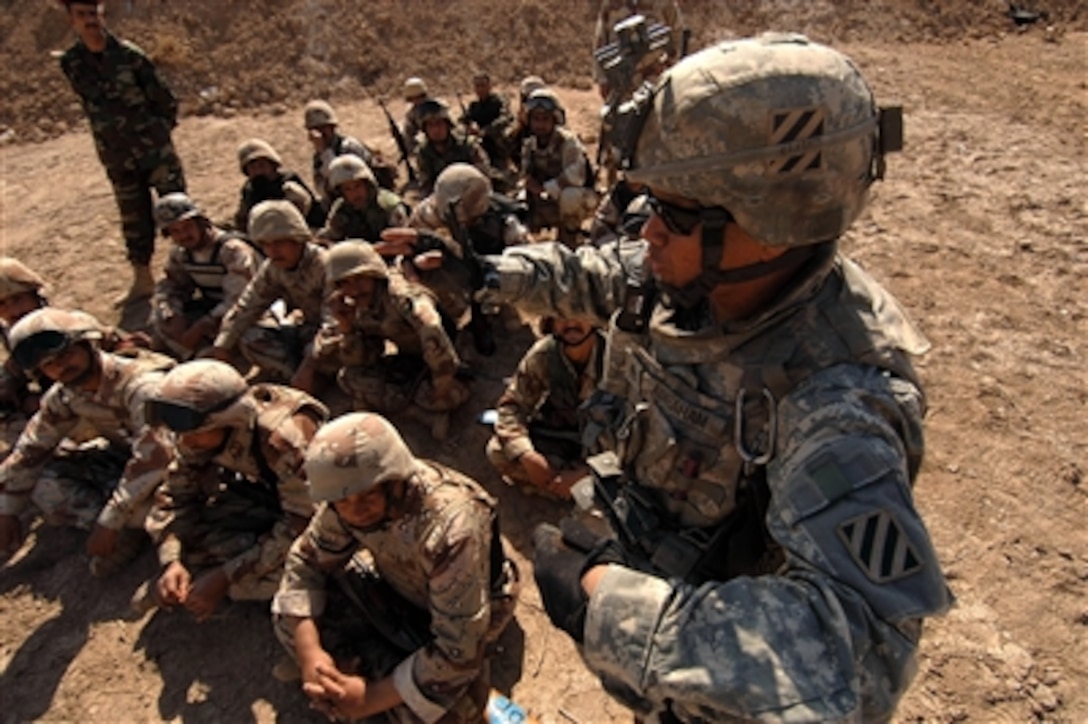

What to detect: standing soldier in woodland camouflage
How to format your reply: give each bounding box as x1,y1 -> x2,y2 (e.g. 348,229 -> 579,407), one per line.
480,35 -> 951,721
137,360 -> 326,619
413,99 -> 491,197
316,156 -> 409,244
0,308 -> 174,575
58,0 -> 186,306
150,193 -> 261,360
486,314 -> 604,500
316,242 -> 468,442
272,412 -> 519,723
519,89 -> 598,247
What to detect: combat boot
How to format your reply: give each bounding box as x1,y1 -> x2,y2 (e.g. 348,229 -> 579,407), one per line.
113,264 -> 155,308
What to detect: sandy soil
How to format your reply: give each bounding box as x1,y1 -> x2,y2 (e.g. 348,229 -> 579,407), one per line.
1,2 -> 1086,722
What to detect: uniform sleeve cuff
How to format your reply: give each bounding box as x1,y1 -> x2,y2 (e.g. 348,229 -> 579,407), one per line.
157,536 -> 182,568
271,589 -> 327,618
392,653 -> 447,724
95,502 -> 128,531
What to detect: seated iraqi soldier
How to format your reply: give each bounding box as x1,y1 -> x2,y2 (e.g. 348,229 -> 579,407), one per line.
486,313 -> 603,500
0,308 -> 174,574
401,76 -> 434,157
137,360 -> 327,619
150,193 -> 261,360
315,242 -> 468,442
233,138 -> 324,233
316,155 -> 409,245
519,89 -> 598,247
212,200 -> 330,390
460,72 -> 514,171
272,412 -> 519,723
413,99 -> 490,197
506,75 -> 547,173
304,99 -> 394,210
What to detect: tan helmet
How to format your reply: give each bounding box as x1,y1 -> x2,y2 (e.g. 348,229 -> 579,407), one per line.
417,99 -> 453,126
326,241 -> 388,284
237,138 -> 283,174
0,257 -> 46,302
8,307 -> 103,370
519,75 -> 546,102
148,360 -> 248,433
153,192 -> 206,232
403,76 -> 428,100
434,163 -> 491,225
248,200 -> 312,244
524,88 -> 565,125
303,412 -> 419,502
328,155 -> 377,191
304,99 -> 338,130
625,33 -> 895,247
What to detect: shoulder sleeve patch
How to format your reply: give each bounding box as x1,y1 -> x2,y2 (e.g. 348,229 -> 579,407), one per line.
838,509 -> 922,583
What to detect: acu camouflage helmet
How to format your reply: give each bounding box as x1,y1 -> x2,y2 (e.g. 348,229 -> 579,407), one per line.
8,307 -> 103,370
148,360 -> 248,433
625,33 -> 902,247
154,192 -> 206,233
326,241 -> 388,284
435,163 -> 491,225
328,155 -> 377,191
524,88 -> 566,125
303,412 -> 419,502
304,100 -> 338,129
0,257 -> 46,302
248,200 -> 312,244
237,138 -> 283,174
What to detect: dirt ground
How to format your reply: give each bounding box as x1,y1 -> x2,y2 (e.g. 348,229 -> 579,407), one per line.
1,2 -> 1087,722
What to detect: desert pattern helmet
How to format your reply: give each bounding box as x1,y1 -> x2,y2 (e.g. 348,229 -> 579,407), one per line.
8,307 -> 103,370
148,360 -> 248,432
328,155 -> 377,191
326,241 -> 389,284
304,412 -> 419,502
249,200 -> 312,244
154,192 -> 206,231
403,77 -> 428,100
237,138 -> 283,173
625,33 -> 896,247
524,88 -> 566,125
518,75 -> 546,102
434,163 -> 491,224
304,100 -> 338,129
0,257 -> 46,301
417,99 -> 453,126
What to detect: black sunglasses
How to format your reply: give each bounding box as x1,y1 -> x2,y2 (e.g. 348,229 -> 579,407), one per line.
12,330 -> 71,370
645,192 -> 704,236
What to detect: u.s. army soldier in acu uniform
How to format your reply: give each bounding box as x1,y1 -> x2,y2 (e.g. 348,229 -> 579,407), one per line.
138,360 -> 327,619
480,34 -> 951,721
150,193 -> 261,360
59,0 -> 186,306
272,412 -> 519,723
0,308 -> 175,575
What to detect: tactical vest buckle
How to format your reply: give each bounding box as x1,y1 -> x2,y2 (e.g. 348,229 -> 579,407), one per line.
734,388 -> 777,466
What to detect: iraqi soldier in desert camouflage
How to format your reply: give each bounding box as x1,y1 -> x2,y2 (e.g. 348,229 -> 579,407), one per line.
519,89 -> 599,248
213,200 -> 330,389
272,412 -> 519,723
315,242 -> 468,441
479,34 -> 951,721
137,360 -> 327,619
400,77 -> 434,157
460,72 -> 515,171
0,259 -> 52,418
316,155 -> 409,244
486,314 -> 603,500
58,0 -> 186,307
413,99 -> 491,197
150,193 -> 261,360
304,99 -> 387,212
233,138 -> 323,233
0,308 -> 175,575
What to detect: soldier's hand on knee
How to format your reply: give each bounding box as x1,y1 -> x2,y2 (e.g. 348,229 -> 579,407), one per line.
0,514 -> 24,559
157,560 -> 192,606
184,566 -> 230,622
307,664 -> 368,721
520,450 -> 559,490
86,524 -> 119,557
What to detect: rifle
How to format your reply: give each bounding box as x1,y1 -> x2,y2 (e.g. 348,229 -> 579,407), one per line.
455,91 -> 472,133
445,197 -> 496,357
377,98 -> 418,186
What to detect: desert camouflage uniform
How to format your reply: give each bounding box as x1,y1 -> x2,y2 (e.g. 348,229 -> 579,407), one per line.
592,0 -> 685,84
415,135 -> 490,197
317,190 -> 410,244
315,274 -> 464,413
272,461 -> 519,723
412,193 -> 532,253
234,172 -> 323,233
61,33 -> 186,266
151,228 -> 261,357
0,351 -> 174,532
145,385 -> 327,600
481,240 -> 952,721
312,134 -> 376,211
486,332 -> 603,485
214,243 -> 328,380
521,128 -> 598,238
402,100 -> 434,156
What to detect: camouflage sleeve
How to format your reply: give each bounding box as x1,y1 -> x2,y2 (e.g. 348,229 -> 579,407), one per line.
408,195 -> 443,231
144,459 -> 209,567
210,239 -> 262,320
493,338 -> 552,460
97,371 -> 173,530
316,200 -> 349,243
581,365 -> 951,721
502,215 -> 533,246
153,249 -> 193,323
270,503 -> 358,618
214,262 -> 280,350
403,109 -> 421,155
480,239 -> 644,324
546,134 -> 587,195
0,388 -> 79,515
129,42 -> 178,126
398,291 -> 459,389
343,136 -> 375,166
393,500 -> 495,721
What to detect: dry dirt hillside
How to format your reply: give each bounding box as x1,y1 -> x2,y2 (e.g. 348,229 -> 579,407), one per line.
1,1 -> 1087,723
